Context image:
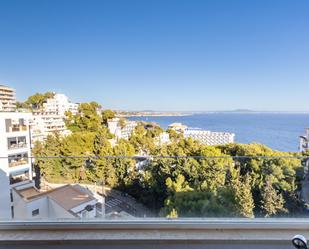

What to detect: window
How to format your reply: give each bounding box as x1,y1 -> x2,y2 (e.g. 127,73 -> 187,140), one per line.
7,136 -> 27,150
9,170 -> 30,185
8,153 -> 29,167
5,118 -> 27,132
32,209 -> 39,217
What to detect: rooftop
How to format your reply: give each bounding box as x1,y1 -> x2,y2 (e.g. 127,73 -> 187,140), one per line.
17,187 -> 40,199
17,184 -> 96,211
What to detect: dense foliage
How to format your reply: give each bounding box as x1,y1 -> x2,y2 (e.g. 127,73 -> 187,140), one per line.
17,92 -> 55,109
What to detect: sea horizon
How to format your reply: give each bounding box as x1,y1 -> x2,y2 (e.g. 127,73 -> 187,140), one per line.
128,113 -> 309,152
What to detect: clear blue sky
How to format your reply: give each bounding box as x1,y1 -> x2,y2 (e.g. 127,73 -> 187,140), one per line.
0,0 -> 308,111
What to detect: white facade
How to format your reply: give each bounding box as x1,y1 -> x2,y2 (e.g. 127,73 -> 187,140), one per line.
13,184 -> 98,219
30,111 -> 71,142
157,132 -> 170,146
0,112 -> 34,219
0,85 -> 16,112
107,118 -> 138,140
0,169 -> 11,219
300,128 -> 309,152
184,129 -> 235,146
121,120 -> 138,139
30,93 -> 77,142
43,93 -> 79,116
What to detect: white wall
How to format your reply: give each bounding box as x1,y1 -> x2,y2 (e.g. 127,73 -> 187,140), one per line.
0,112 -> 32,179
48,199 -> 75,218
70,199 -> 97,218
14,195 -> 49,219
0,169 -> 11,219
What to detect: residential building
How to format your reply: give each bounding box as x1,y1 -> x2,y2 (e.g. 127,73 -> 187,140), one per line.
30,110 -> 71,142
107,118 -> 138,140
121,120 -> 138,139
12,184 -> 98,219
168,122 -> 188,132
30,93 -> 77,142
184,128 -> 235,146
0,85 -> 16,112
300,128 -> 309,152
156,132 -> 170,146
0,112 -> 34,219
107,118 -> 122,138
43,93 -> 79,116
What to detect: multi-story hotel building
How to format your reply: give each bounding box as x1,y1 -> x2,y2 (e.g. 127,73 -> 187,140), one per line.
43,93 -> 79,116
31,110 -> 71,142
107,118 -> 138,140
0,85 -> 16,112
30,93 -> 77,142
184,128 -> 235,146
0,112 -> 34,219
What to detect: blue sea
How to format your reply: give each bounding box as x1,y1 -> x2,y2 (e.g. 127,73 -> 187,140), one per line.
128,113 -> 309,152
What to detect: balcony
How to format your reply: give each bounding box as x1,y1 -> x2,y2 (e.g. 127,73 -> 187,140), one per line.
8,153 -> 29,168
7,124 -> 27,132
7,137 -> 27,150
9,170 -> 30,185
0,219 -> 306,248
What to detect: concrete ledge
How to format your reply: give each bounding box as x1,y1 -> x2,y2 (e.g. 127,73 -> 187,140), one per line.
0,219 -> 309,242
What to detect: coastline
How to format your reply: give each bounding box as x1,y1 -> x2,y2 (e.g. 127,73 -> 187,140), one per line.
117,113 -> 192,117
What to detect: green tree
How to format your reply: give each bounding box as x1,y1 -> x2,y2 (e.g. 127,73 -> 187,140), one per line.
66,102 -> 102,132
24,92 -> 55,109
101,109 -> 116,125
231,172 -> 255,218
261,177 -> 286,217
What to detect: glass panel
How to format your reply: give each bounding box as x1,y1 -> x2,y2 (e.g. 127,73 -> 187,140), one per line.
9,170 -> 30,185
8,153 -> 29,167
5,118 -> 27,132
6,155 -> 301,220
7,136 -> 27,149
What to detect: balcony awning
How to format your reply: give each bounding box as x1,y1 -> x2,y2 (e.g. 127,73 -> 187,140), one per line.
10,168 -> 29,176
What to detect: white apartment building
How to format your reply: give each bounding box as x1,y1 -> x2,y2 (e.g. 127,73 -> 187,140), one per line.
12,184 -> 98,219
107,118 -> 138,140
30,93 -> 78,142
121,120 -> 138,139
0,85 -> 16,112
0,112 -> 34,219
184,128 -> 235,146
157,132 -> 170,146
31,110 -> 71,142
43,93 -> 79,116
299,128 -> 309,152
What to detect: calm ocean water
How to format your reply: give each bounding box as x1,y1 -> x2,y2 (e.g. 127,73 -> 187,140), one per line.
128,113 -> 309,152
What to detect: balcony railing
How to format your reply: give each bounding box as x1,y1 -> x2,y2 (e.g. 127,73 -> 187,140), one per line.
9,174 -> 29,185
9,157 -> 29,168
6,125 -> 27,132
8,142 -> 27,150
